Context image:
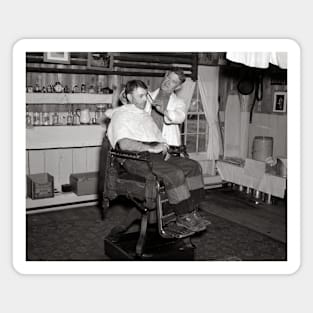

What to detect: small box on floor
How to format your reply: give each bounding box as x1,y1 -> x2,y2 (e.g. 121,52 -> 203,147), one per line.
27,173 -> 54,199
70,172 -> 99,196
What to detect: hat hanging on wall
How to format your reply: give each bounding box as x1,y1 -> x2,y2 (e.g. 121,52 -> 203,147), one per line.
237,76 -> 254,95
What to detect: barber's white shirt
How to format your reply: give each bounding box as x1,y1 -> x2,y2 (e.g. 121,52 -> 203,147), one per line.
146,89 -> 188,146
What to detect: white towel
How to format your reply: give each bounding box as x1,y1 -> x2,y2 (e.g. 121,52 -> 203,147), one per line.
107,104 -> 166,148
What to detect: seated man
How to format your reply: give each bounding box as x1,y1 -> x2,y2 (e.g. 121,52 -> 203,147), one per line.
107,79 -> 209,233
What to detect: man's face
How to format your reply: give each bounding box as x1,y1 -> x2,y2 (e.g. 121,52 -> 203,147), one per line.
128,87 -> 148,110
160,72 -> 182,93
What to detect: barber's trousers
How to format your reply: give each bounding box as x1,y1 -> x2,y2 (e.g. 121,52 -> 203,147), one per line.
123,153 -> 205,216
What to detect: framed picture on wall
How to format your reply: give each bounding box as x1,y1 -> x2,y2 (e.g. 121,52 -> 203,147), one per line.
273,91 -> 287,112
43,52 -> 70,64
87,52 -> 113,70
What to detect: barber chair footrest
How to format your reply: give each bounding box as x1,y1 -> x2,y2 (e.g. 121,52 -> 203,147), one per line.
162,223 -> 195,239
104,229 -> 194,261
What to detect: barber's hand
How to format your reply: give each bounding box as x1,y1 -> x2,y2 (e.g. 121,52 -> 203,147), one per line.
151,100 -> 163,112
163,110 -> 173,122
150,143 -> 168,154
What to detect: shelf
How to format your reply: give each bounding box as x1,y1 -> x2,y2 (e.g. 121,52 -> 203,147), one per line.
26,192 -> 98,209
26,125 -> 106,149
26,93 -> 113,104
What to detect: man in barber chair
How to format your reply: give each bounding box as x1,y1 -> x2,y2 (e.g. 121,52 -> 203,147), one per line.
107,79 -> 209,233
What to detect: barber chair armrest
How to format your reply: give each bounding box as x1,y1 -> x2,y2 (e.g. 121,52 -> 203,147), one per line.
110,149 -> 150,162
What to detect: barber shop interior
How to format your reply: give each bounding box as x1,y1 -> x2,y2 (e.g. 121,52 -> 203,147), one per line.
26,52 -> 287,261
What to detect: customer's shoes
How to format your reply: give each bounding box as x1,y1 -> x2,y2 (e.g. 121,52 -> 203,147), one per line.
192,210 -> 212,227
176,212 -> 206,233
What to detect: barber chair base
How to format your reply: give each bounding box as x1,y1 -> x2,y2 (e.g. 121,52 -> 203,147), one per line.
104,229 -> 195,261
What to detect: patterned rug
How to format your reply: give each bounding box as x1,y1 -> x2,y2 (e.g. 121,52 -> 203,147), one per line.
26,204 -> 286,261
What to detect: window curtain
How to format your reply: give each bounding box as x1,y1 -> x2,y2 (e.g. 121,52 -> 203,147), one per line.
226,52 -> 287,69
198,66 -> 222,160
176,77 -> 196,111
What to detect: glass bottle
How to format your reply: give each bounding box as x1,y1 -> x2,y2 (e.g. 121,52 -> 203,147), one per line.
67,110 -> 73,125
73,109 -> 80,125
52,112 -> 59,126
96,104 -> 106,124
43,112 -> 50,126
33,112 -> 40,126
26,110 -> 32,127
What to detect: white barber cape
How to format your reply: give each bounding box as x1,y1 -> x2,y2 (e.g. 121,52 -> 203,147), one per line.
146,89 -> 188,146
107,104 -> 166,148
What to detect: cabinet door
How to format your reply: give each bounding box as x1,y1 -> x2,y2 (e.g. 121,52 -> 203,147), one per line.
28,150 -> 45,174
57,149 -> 73,189
45,149 -> 62,190
72,147 -> 87,173
86,146 -> 101,172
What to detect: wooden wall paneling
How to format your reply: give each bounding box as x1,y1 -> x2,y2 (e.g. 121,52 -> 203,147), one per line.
72,147 -> 87,173
28,150 -> 45,174
26,151 -> 30,198
198,160 -> 209,175
58,148 -> 73,187
26,151 -> 29,175
86,146 -> 101,172
270,114 -> 287,157
45,149 -> 63,190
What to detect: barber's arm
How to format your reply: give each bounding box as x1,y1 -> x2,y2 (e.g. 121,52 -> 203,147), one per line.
163,98 -> 187,124
118,138 -> 168,154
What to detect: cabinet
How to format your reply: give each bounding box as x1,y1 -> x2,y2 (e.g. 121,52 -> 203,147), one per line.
26,91 -> 113,210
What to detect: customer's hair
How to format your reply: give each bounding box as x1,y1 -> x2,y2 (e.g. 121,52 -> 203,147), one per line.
124,80 -> 148,98
169,68 -> 186,84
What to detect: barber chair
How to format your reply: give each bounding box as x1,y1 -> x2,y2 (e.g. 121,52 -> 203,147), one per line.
100,136 -> 195,260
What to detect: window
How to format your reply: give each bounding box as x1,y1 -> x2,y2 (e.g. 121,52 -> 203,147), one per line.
181,82 -> 208,153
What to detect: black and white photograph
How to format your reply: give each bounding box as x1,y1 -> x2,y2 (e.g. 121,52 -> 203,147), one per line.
13,39 -> 299,274
273,91 -> 287,112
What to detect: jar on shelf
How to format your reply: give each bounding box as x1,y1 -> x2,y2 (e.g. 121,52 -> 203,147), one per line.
43,112 -> 50,126
34,83 -> 41,93
39,112 -> 44,125
67,111 -> 73,125
95,104 -> 106,124
81,84 -> 86,93
47,84 -> 53,93
88,85 -> 95,94
54,82 -> 64,93
72,85 -> 79,93
64,85 -> 70,93
26,111 -> 32,127
73,110 -> 80,125
49,112 -> 54,125
33,112 -> 40,126
52,112 -> 59,125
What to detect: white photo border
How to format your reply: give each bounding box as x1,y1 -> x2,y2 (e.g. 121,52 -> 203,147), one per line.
13,38 -> 301,275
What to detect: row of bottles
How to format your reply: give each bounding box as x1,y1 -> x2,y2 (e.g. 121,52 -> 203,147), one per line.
26,81 -> 113,94
26,104 -> 109,127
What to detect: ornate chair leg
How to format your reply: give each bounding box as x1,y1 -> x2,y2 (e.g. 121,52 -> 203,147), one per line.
136,211 -> 149,257
108,207 -> 141,241
101,198 -> 110,220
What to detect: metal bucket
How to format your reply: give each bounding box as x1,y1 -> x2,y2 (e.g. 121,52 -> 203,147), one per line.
252,136 -> 273,161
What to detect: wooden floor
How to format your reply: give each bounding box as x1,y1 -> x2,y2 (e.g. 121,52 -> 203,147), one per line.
201,186 -> 287,243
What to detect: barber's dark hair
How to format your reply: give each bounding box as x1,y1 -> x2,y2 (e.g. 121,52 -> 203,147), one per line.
124,80 -> 148,100
169,68 -> 186,84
